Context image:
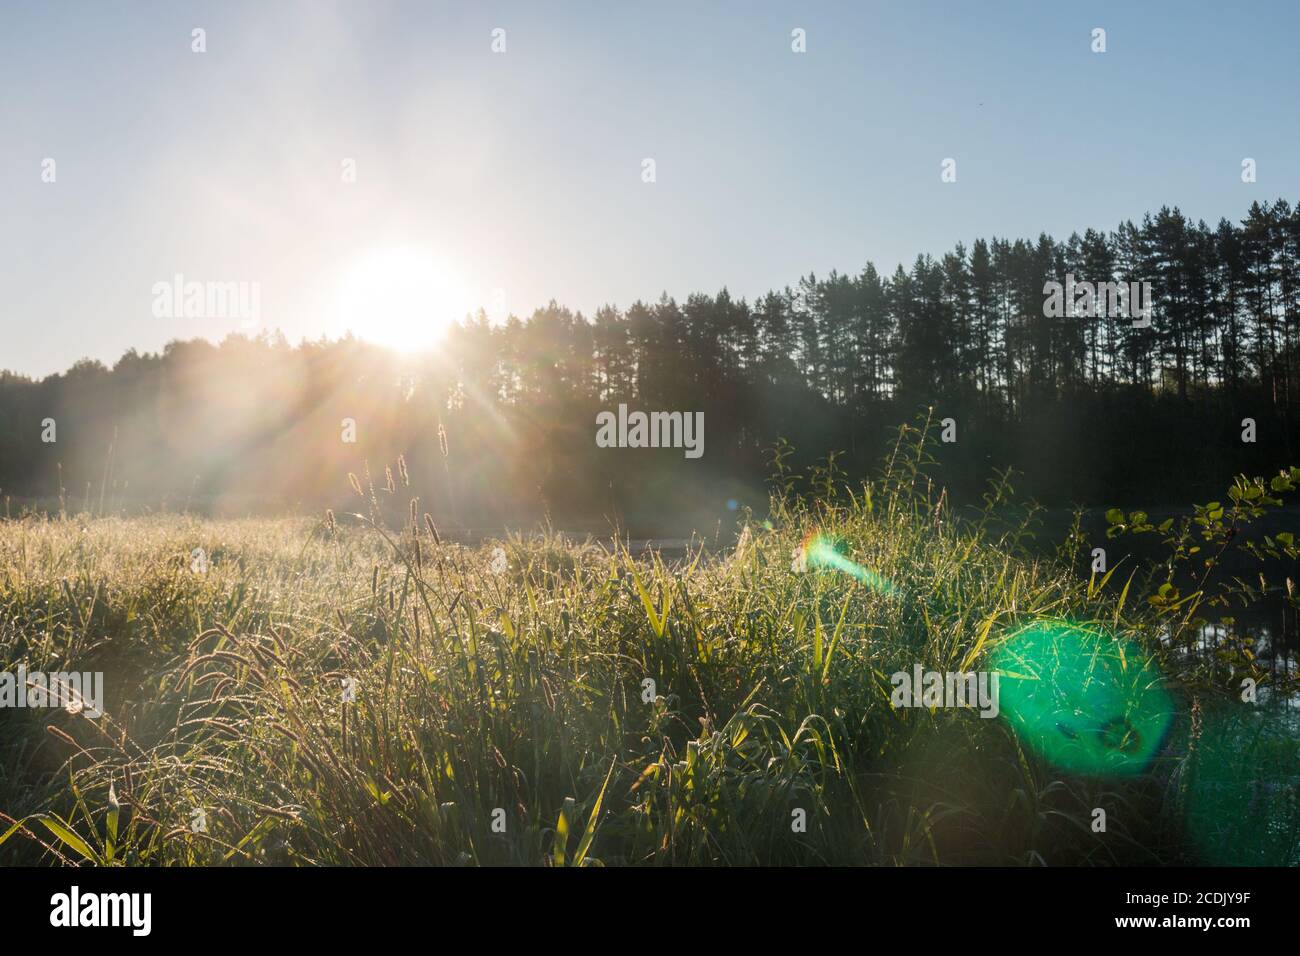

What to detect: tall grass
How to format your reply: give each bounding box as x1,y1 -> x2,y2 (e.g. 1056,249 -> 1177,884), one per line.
0,421 -> 1294,865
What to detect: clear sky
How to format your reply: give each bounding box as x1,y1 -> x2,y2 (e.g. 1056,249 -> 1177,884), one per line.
2,0 -> 1298,377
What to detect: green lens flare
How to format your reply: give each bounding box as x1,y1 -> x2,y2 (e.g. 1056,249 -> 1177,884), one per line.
800,533 -> 901,597
1183,706 -> 1300,866
989,620 -> 1173,775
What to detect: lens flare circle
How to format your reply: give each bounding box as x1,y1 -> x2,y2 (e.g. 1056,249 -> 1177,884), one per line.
989,619 -> 1173,775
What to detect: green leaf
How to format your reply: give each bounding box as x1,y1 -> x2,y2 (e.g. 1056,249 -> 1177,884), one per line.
105,783 -> 119,865
961,611 -> 999,673
552,797 -> 575,867
1105,508 -> 1124,525
572,760 -> 617,867
0,818 -> 26,850
628,562 -> 668,639
363,777 -> 392,805
1113,570 -> 1136,629
222,816 -> 277,862
37,814 -> 99,863
822,591 -> 853,685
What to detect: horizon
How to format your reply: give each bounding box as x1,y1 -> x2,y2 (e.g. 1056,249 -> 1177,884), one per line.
3,193 -> 1293,383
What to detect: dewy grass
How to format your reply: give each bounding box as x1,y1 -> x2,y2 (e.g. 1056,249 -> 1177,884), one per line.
0,423 -> 1295,866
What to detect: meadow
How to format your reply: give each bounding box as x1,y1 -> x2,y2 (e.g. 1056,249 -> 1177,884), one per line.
1,423 -> 1296,866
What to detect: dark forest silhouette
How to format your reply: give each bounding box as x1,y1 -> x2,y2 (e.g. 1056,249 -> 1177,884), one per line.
3,199 -> 1299,530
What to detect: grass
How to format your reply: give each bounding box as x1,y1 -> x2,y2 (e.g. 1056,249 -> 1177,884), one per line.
0,421 -> 1295,866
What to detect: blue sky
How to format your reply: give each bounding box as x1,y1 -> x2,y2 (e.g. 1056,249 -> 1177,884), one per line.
2,0 -> 1298,377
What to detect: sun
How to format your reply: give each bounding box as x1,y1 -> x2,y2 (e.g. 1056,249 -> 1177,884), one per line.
335,247 -> 472,351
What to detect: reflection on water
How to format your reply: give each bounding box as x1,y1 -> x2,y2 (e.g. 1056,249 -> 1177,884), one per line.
1185,619 -> 1300,708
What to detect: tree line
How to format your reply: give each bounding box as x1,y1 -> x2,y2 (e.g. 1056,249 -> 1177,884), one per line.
2,198 -> 1298,530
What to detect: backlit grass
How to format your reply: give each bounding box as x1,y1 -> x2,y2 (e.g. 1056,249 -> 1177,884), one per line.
1,424 -> 1295,866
